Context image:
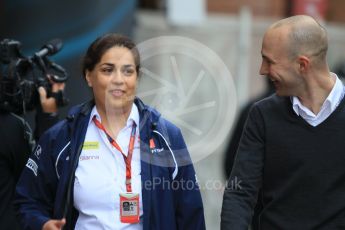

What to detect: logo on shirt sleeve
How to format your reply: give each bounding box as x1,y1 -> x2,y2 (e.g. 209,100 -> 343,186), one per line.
34,145 -> 42,160
26,158 -> 38,176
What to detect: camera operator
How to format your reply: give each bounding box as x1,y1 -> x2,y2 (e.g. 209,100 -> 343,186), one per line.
0,37 -> 68,229
0,76 -> 65,230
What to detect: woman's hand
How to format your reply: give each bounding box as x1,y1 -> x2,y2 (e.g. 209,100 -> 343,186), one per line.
42,218 -> 66,230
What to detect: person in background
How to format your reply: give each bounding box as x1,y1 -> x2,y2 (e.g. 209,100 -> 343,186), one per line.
223,78 -> 274,179
16,33 -> 205,230
334,61 -> 345,80
223,78 -> 274,230
0,80 -> 65,230
221,15 -> 345,229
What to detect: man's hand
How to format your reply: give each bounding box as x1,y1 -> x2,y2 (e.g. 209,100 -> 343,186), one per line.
38,76 -> 65,113
42,218 -> 66,230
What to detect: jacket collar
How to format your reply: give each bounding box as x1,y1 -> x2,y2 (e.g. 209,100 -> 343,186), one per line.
65,97 -> 161,125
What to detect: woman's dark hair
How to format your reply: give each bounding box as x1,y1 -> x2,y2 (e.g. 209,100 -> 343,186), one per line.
82,33 -> 140,79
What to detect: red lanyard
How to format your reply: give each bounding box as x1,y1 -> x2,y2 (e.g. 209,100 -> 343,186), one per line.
92,116 -> 137,192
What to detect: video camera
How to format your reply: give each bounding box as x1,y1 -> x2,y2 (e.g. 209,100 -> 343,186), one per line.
0,38 -> 68,114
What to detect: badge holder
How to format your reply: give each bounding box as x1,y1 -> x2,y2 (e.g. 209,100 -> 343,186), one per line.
120,193 -> 140,223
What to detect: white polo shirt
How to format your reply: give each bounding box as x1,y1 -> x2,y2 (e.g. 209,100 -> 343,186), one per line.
74,104 -> 143,230
292,73 -> 345,126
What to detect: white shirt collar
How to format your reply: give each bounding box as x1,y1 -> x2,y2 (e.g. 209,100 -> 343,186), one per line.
292,73 -> 344,117
88,104 -> 140,128
327,73 -> 344,111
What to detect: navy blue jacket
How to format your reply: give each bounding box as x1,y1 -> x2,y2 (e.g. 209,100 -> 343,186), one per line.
15,98 -> 205,230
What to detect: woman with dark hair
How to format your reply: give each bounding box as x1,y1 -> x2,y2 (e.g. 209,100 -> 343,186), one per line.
15,33 -> 205,230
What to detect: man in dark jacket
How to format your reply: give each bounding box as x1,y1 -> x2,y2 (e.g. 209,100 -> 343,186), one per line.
0,82 -> 65,230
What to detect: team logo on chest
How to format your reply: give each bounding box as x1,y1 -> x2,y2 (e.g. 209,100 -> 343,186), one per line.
82,141 -> 99,150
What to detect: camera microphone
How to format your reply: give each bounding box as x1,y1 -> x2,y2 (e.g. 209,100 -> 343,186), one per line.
35,39 -> 63,58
